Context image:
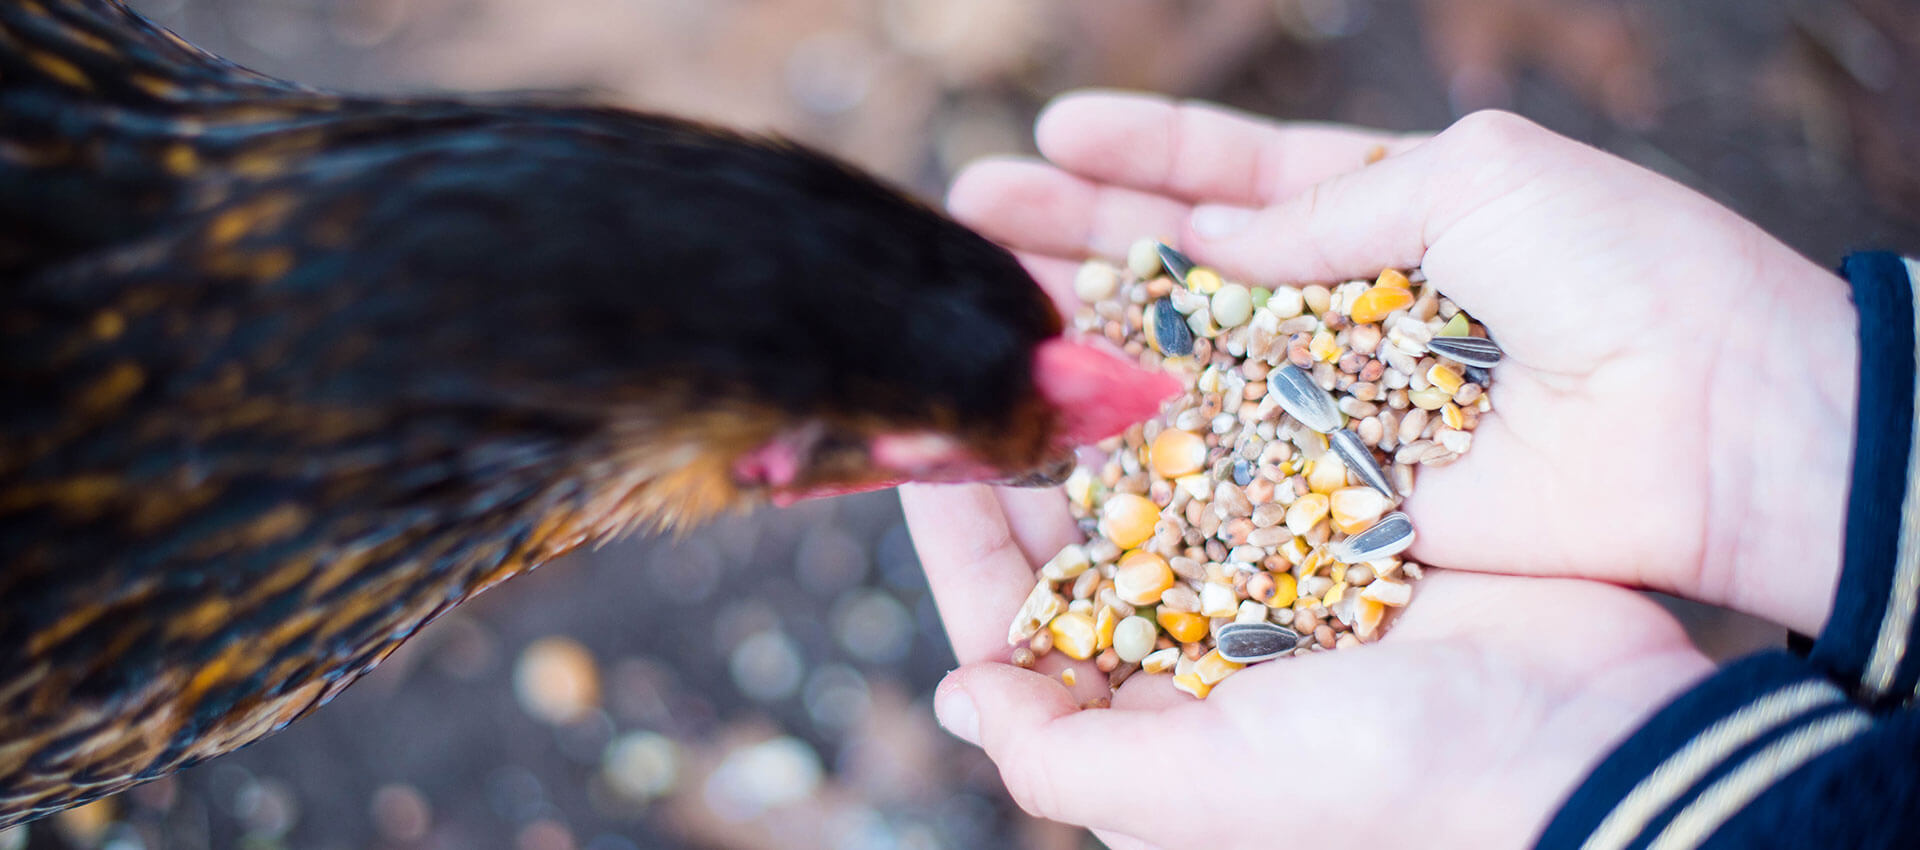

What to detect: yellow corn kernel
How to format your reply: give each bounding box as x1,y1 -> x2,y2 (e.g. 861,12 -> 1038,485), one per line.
1299,545 -> 1334,577
1309,329 -> 1341,362
1375,268 -> 1412,289
1441,401 -> 1466,430
1349,285 -> 1414,324
1141,647 -> 1180,674
1329,486 -> 1390,534
1101,493 -> 1160,550
1150,428 -> 1208,478
1095,604 -> 1120,651
1061,668 -> 1078,687
1286,493 -> 1330,536
1114,550 -> 1175,606
1323,581 -> 1347,607
1049,612 -> 1099,661
1186,266 -> 1223,294
1266,572 -> 1298,608
1427,364 -> 1464,395
1356,597 -> 1387,638
1307,457 -> 1348,494
1194,649 -> 1244,686
1156,609 -> 1209,644
1172,670 -> 1214,699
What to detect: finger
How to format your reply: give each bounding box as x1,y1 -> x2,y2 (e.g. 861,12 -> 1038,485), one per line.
935,663 -> 1199,836
1037,90 -> 1427,207
946,157 -> 1190,261
901,483 -> 1043,665
991,484 -> 1079,567
1177,110 -> 1561,283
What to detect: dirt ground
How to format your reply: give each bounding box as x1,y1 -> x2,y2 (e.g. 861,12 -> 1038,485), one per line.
10,1 -> 1918,848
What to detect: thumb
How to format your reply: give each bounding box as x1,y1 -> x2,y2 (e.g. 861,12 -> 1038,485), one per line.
934,663 -> 1194,836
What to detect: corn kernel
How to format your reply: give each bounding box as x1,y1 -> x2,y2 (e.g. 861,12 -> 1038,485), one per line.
1172,670 -> 1214,699
1286,493 -> 1330,536
1267,572 -> 1298,607
1323,581 -> 1347,607
1199,582 -> 1239,617
1194,649 -> 1244,685
1061,668 -> 1078,687
1375,268 -> 1412,290
1039,543 -> 1091,581
1065,467 -> 1098,509
1141,646 -> 1181,673
1307,457 -> 1348,494
1157,609 -> 1209,644
1309,329 -> 1341,362
1361,578 -> 1412,606
1427,364 -> 1464,395
1349,285 -> 1414,324
1186,266 -> 1224,294
1114,551 -> 1175,606
1329,487 -> 1390,534
1101,493 -> 1160,549
1150,428 -> 1208,478
1356,597 -> 1387,638
1048,612 -> 1099,661
1441,401 -> 1466,430
1095,604 -> 1120,651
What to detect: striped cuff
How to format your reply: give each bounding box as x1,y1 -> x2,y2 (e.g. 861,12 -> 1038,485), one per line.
1811,252 -> 1920,706
1537,652 -> 1873,850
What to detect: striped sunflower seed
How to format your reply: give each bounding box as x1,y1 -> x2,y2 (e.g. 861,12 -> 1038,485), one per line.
1329,429 -> 1395,498
1148,297 -> 1195,357
1215,622 -> 1301,663
1156,242 -> 1196,284
1267,365 -> 1343,434
1428,336 -> 1504,368
1330,512 -> 1415,563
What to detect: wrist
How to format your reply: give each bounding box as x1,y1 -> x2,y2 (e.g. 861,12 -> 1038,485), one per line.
1707,246 -> 1857,636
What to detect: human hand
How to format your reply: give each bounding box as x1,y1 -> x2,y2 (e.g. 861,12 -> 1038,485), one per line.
904,483 -> 1712,849
941,92 -> 1858,636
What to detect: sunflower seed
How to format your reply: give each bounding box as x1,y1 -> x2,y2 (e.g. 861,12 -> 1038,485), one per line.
1215,622 -> 1300,663
1428,336 -> 1503,368
1156,242 -> 1196,284
1267,365 -> 1343,433
1330,512 -> 1415,563
1329,429 -> 1395,498
1148,297 -> 1194,357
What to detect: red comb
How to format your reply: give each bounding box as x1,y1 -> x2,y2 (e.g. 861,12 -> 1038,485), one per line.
1032,338 -> 1181,445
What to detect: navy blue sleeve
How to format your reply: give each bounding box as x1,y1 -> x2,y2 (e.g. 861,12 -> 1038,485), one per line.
1539,252 -> 1920,849
1809,252 -> 1920,706
1536,653 -> 1919,850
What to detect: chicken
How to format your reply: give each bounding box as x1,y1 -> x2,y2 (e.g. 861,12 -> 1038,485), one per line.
0,0 -> 1177,827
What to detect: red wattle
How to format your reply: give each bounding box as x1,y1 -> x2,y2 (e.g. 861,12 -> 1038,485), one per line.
1032,338 -> 1180,446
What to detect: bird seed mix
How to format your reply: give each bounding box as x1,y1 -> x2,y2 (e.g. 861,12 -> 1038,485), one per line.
1008,240 -> 1501,699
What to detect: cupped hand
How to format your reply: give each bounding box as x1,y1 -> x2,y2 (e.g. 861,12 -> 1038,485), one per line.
903,482 -> 1712,850
948,91 -> 1857,635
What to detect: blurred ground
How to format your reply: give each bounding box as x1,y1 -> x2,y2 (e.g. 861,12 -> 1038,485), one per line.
8,1 -> 1919,848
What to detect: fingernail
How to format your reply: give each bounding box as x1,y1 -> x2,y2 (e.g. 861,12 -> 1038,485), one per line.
1191,204 -> 1256,240
935,689 -> 980,746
